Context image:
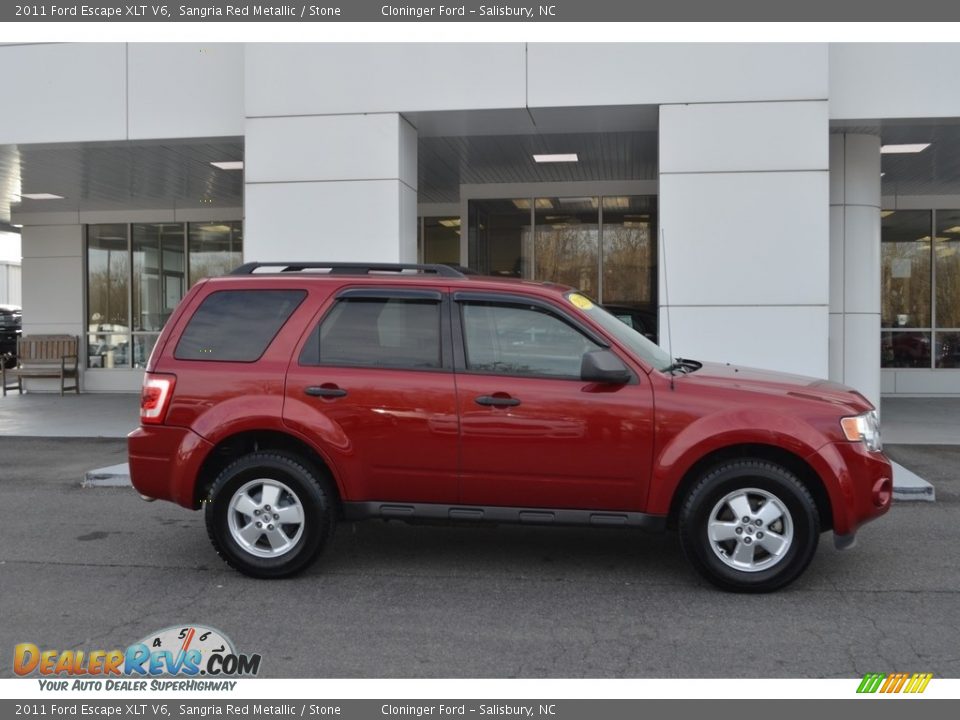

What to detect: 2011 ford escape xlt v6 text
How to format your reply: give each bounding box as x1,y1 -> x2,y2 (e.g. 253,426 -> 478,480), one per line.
128,262 -> 892,592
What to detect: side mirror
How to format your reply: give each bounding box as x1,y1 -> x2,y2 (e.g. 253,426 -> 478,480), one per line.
581,349 -> 631,385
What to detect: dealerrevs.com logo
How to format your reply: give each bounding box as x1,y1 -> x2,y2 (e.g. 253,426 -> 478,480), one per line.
13,625 -> 261,691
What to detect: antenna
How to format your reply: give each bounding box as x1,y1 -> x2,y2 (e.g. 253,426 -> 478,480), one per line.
660,228 -> 675,391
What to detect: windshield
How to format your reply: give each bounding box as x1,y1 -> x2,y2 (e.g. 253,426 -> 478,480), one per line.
565,292 -> 673,371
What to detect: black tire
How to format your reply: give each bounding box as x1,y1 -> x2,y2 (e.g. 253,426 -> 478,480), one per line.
678,459 -> 819,593
204,451 -> 336,578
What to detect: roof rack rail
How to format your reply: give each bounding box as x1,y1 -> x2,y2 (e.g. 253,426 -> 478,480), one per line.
230,262 -> 466,278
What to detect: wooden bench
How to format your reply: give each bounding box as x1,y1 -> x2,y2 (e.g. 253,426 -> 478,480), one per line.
2,335 -> 79,396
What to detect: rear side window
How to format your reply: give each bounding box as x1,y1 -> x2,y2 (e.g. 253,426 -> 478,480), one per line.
175,289 -> 306,362
300,297 -> 441,369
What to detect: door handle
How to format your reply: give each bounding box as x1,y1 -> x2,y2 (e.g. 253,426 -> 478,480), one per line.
475,394 -> 520,407
305,385 -> 348,399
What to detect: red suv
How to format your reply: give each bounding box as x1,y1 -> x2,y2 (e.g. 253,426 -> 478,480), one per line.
128,262 -> 892,592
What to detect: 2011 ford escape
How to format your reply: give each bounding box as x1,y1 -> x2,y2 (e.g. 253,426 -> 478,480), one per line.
128,262 -> 892,592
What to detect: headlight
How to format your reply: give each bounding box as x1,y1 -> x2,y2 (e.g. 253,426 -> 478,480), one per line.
840,410 -> 882,452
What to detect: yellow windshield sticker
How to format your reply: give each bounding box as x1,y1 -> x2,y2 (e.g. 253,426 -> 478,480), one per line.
568,293 -> 594,310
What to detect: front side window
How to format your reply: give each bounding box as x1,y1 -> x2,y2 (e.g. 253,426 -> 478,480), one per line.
461,301 -> 600,378
300,297 -> 442,370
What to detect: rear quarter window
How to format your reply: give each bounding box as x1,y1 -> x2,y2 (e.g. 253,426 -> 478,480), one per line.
175,289 -> 307,362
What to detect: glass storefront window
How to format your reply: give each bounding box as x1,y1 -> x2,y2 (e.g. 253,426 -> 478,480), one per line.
133,223 -> 185,333
601,195 -> 657,310
86,221 -> 242,369
533,197 -> 599,296
421,217 -> 460,265
87,225 -> 130,369
882,331 -> 932,368
466,195 -> 658,339
936,331 -> 960,369
881,209 -> 960,370
881,210 -> 931,329
189,221 -> 244,286
935,210 -> 960,330
87,224 -> 129,333
468,199 -> 531,277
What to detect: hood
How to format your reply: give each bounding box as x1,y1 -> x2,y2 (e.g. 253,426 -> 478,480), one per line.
683,361 -> 873,413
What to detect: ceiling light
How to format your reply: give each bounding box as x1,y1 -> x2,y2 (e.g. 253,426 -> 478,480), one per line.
881,143 -> 930,154
602,197 -> 630,210
533,153 -> 578,163
12,224 -> 23,229
942,226 -> 960,234
210,161 -> 243,170
438,219 -> 460,228
20,193 -> 64,200
881,210 -> 895,218
512,199 -> 554,210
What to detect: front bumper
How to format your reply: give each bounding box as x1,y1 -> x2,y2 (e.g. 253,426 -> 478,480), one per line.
128,425 -> 213,509
806,440 -> 893,541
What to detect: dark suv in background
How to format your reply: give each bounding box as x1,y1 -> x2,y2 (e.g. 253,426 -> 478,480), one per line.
128,262 -> 892,593
0,304 -> 21,368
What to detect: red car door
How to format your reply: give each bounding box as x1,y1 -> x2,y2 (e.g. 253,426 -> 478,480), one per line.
283,288 -> 459,504
452,293 -> 655,511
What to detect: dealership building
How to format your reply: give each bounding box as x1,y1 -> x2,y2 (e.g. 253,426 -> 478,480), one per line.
1,42 -> 959,405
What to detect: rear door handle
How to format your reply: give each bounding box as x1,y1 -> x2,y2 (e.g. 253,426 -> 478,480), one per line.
475,394 -> 520,407
305,385 -> 348,399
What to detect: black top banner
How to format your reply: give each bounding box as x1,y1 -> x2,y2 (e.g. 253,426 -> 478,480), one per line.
5,0 -> 960,22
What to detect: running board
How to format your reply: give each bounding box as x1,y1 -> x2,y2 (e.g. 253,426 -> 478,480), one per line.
342,501 -> 666,531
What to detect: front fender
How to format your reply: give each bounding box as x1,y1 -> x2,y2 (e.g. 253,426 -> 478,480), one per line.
645,409 -> 829,515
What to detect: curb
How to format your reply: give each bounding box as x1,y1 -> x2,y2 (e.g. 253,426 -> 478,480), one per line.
891,461 -> 936,502
82,463 -> 133,488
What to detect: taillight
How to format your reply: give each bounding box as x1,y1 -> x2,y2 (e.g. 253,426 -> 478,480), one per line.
141,373 -> 176,425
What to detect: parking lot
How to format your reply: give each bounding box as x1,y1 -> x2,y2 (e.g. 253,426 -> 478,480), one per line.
1,435 -> 959,679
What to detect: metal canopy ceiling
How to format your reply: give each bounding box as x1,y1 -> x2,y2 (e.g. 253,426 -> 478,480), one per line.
0,138 -> 244,225
418,131 -> 659,203
833,120 -> 960,198
0,105 -> 663,224
5,114 -> 960,226
880,123 -> 960,197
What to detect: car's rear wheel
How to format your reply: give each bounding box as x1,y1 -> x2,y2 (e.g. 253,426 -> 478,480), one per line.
205,451 -> 335,578
678,459 -> 819,593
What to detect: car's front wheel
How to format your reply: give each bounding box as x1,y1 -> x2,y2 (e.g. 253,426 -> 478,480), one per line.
205,451 -> 335,578
678,459 -> 820,593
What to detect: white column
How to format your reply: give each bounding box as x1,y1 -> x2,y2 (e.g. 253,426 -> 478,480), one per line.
19,223 -> 86,392
658,101 -> 830,378
829,134 -> 881,408
20,223 -> 84,335
243,113 -> 417,263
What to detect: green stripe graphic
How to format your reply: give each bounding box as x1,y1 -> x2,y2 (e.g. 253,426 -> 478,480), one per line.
857,673 -> 886,693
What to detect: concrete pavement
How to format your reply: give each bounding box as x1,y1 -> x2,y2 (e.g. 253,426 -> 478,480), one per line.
1,436 -> 959,678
